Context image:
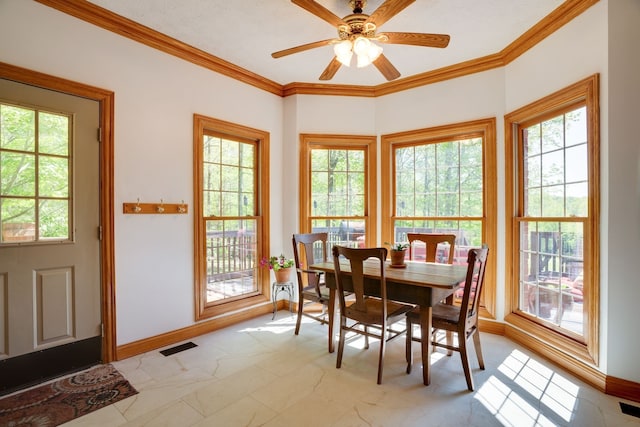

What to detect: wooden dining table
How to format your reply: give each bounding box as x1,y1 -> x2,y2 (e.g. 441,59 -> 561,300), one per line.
311,259 -> 467,386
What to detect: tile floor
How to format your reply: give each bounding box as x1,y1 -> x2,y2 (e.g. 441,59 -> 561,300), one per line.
63,312 -> 640,426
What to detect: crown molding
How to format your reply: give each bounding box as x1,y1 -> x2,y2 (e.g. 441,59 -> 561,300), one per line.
374,53 -> 505,97
501,0 -> 600,64
282,82 -> 376,98
35,0 -> 599,98
34,0 -> 284,97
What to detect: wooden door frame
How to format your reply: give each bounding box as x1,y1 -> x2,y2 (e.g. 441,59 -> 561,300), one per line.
0,62 -> 116,362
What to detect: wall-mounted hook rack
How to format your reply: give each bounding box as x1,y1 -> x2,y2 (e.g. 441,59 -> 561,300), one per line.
123,200 -> 188,214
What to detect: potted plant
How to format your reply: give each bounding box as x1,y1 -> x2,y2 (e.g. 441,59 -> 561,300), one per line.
261,254 -> 295,283
385,242 -> 409,267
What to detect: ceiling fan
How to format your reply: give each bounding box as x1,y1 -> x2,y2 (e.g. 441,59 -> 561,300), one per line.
271,0 -> 450,81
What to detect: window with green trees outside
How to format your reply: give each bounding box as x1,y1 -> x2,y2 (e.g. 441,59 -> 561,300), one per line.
1,102 -> 71,244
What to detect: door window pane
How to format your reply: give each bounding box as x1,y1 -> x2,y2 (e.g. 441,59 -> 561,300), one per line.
0,104 -> 35,151
39,111 -> 68,155
0,103 -> 71,243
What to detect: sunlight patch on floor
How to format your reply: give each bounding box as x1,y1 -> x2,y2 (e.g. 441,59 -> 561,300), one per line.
476,376 -> 557,426
476,349 -> 579,425
239,316 -> 300,334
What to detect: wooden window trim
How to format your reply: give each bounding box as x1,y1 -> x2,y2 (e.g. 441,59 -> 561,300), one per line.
504,74 -> 600,365
381,118 -> 497,319
193,114 -> 270,320
299,134 -> 377,245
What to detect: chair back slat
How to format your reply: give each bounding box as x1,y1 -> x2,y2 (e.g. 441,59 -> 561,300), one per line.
332,246 -> 388,320
291,233 -> 334,335
458,245 -> 489,324
293,233 -> 328,296
407,233 -> 456,264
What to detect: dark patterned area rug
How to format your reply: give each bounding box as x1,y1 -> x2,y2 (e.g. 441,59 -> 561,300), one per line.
0,364 -> 137,426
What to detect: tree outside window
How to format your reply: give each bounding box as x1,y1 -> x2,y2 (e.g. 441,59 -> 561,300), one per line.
1,102 -> 71,244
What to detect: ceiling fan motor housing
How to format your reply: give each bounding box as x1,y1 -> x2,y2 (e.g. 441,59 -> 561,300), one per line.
338,15 -> 376,40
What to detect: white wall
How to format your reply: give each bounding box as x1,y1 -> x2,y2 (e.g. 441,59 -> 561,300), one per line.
375,70 -> 506,135
0,0 -> 284,345
606,0 -> 640,382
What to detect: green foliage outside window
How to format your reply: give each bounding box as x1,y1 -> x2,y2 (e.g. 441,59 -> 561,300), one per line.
393,137 -> 483,249
0,103 -> 70,242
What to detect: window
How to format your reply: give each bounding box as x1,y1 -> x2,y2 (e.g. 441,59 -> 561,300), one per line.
381,119 -> 497,316
299,134 -> 376,247
505,75 -> 599,364
1,102 -> 71,244
193,115 -> 270,320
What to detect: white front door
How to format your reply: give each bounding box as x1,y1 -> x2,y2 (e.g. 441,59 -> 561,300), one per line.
0,78 -> 101,390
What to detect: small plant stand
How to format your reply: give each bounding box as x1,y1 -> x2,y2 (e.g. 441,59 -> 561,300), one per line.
271,280 -> 294,319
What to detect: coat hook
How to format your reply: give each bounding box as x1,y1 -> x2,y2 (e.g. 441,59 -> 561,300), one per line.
133,198 -> 142,213
178,200 -> 187,213
156,199 -> 165,213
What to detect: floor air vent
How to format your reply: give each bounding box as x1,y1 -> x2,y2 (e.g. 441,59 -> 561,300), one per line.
620,402 -> 640,419
159,342 -> 198,357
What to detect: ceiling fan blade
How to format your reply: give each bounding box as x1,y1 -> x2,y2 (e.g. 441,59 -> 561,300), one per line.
291,0 -> 345,27
378,32 -> 450,48
373,54 -> 401,81
365,0 -> 415,27
272,39 -> 334,58
319,57 -> 342,80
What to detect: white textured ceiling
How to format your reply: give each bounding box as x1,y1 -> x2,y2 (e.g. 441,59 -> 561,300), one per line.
87,0 -> 564,86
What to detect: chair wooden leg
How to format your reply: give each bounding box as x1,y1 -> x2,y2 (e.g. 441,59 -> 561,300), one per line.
328,290 -> 336,353
336,317 -> 346,369
294,297 -> 304,335
472,330 -> 485,370
377,324 -> 386,384
405,319 -> 413,374
364,325 -> 369,349
445,330 -> 454,356
458,336 -> 474,391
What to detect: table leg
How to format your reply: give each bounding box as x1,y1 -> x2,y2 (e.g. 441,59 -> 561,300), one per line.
328,288 -> 336,353
420,305 -> 432,385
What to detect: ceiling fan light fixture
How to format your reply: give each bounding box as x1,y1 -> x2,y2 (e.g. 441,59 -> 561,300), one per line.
353,36 -> 382,68
352,36 -> 370,56
334,39 -> 353,66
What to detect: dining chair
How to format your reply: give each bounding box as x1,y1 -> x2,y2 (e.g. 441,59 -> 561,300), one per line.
292,233 -> 332,335
407,233 -> 457,263
332,245 -> 413,384
405,244 -> 489,391
408,233 -> 458,307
